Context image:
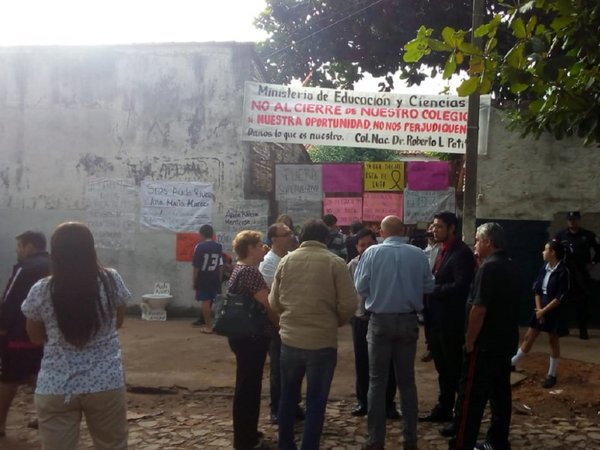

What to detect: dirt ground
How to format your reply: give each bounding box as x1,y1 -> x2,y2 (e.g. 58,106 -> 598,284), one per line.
3,318 -> 600,449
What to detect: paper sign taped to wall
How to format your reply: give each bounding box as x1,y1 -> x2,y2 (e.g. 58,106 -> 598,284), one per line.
364,162 -> 405,192
323,197 -> 363,226
403,188 -> 456,224
140,181 -> 213,232
362,193 -> 403,222
406,162 -> 449,191
275,164 -> 323,201
217,201 -> 269,252
322,163 -> 363,193
277,200 -> 323,230
176,232 -> 200,262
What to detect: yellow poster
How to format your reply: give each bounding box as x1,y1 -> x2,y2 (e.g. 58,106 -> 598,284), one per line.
364,162 -> 405,191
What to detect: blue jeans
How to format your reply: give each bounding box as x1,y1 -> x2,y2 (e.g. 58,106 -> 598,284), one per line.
367,313 -> 419,447
278,343 -> 337,450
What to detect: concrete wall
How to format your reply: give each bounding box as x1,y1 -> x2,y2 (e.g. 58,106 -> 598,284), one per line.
2,48 -> 598,315
477,108 -> 600,223
0,43 -> 307,312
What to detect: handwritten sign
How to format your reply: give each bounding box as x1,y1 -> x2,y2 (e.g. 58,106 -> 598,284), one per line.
223,204 -> 269,230
403,188 -> 456,224
362,193 -> 404,222
85,178 -> 137,250
323,197 -> 363,226
242,81 -> 470,153
140,181 -> 213,232
275,164 -> 323,201
217,201 -> 269,252
153,282 -> 171,295
176,232 -> 200,262
277,200 -> 323,230
406,161 -> 449,190
322,164 -> 363,193
364,162 -> 405,192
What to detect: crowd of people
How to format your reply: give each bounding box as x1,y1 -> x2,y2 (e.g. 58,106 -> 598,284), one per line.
0,210 -> 597,450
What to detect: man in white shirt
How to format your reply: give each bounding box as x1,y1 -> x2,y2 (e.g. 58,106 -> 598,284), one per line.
259,222 -> 301,423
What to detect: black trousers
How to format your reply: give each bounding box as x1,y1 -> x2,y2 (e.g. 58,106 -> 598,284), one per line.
450,348 -> 512,450
571,279 -> 592,335
429,327 -> 464,414
228,335 -> 271,450
269,333 -> 303,415
351,317 -> 397,410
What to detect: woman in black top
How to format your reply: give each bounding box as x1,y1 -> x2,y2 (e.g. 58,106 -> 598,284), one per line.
511,240 -> 570,388
227,230 -> 278,450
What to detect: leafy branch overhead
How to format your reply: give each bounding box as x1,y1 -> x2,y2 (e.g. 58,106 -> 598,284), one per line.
403,0 -> 600,145
255,0 -> 474,90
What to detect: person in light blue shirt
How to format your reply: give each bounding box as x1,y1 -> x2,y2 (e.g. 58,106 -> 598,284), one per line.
354,215 -> 435,450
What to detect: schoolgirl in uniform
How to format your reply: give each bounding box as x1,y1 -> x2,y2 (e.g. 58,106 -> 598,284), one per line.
511,239 -> 570,388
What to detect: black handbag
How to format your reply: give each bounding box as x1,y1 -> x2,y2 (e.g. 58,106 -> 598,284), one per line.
213,267 -> 267,338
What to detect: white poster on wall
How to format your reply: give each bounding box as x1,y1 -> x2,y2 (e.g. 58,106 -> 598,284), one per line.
140,181 -> 213,232
403,188 -> 456,224
217,200 -> 269,252
277,200 -> 323,229
275,164 -> 323,201
85,178 -> 137,250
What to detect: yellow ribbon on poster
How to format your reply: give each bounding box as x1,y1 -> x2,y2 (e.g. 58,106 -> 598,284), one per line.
364,162 -> 405,192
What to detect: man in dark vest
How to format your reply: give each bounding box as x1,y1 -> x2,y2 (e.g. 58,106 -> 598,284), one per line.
0,231 -> 50,437
421,212 -> 475,424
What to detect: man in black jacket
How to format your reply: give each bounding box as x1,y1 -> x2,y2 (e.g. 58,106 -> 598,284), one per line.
421,212 -> 475,424
0,231 -> 50,437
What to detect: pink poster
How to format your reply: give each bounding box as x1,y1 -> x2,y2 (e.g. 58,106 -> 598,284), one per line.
323,197 -> 363,226
322,164 -> 363,193
362,193 -> 404,222
406,162 -> 449,190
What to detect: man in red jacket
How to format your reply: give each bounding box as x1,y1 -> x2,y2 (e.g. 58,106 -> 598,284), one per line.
0,231 -> 50,437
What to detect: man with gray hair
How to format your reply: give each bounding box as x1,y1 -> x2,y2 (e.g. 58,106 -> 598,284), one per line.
354,216 -> 435,450
449,223 -> 521,450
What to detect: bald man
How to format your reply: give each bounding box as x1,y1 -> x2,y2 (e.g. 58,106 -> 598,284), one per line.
354,216 -> 435,450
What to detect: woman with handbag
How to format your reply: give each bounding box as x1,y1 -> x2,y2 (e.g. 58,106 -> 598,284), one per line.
21,222 -> 130,450
227,230 -> 279,450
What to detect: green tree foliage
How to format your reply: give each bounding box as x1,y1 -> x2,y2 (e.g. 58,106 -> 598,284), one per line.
255,0 -> 475,90
403,0 -> 600,144
307,145 -> 400,162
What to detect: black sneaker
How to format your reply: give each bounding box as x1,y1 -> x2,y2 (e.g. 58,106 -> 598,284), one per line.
439,422 -> 456,437
542,375 -> 557,389
191,319 -> 204,327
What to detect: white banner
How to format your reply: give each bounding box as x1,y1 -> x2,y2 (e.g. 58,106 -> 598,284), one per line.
242,81 -> 471,153
140,181 -> 213,232
403,188 -> 456,224
85,178 -> 137,250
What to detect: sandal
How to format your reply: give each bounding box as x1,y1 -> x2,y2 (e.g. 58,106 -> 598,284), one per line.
199,327 -> 213,334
